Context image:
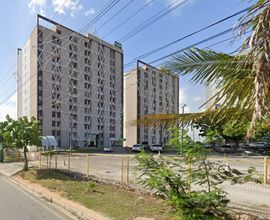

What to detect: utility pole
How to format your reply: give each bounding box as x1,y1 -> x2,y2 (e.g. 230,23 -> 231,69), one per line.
69,114 -> 72,151
180,104 -> 186,142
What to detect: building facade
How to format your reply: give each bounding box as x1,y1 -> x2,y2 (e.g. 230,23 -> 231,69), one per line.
17,15 -> 123,148
124,61 -> 179,147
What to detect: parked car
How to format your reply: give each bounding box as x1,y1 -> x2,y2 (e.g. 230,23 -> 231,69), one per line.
103,146 -> 113,152
214,144 -> 237,154
249,142 -> 267,148
132,144 -> 142,152
150,144 -> 163,152
244,142 -> 270,155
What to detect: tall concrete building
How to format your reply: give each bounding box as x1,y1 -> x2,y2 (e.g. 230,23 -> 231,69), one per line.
17,15 -> 123,148
124,61 -> 179,147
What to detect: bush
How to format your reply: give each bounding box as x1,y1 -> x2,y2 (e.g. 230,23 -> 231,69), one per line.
86,180 -> 96,193
135,128 -> 260,219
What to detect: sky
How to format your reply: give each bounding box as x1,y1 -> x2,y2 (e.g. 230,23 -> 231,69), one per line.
0,0 -> 255,121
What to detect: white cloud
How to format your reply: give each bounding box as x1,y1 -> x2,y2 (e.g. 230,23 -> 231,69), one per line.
28,0 -> 46,15
179,88 -> 186,106
179,88 -> 191,113
51,0 -> 83,16
28,0 -> 85,16
85,8 -> 96,17
191,96 -> 203,102
0,93 -> 17,122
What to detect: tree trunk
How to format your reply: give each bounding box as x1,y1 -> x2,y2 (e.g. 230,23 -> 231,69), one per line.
23,146 -> 28,171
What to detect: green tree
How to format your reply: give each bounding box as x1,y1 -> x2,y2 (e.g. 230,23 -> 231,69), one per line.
135,128 -> 260,219
222,120 -> 248,145
0,115 -> 40,171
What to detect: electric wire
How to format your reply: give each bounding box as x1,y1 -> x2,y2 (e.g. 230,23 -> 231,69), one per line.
102,0 -> 155,39
130,7 -> 250,61
93,0 -> 136,34
118,0 -> 190,43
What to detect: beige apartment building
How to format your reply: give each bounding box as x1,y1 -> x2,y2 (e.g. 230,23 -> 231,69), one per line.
17,15 -> 123,148
124,61 -> 179,147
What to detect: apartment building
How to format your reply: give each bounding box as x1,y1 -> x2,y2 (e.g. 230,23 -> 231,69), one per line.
17,15 -> 123,148
124,61 -> 179,147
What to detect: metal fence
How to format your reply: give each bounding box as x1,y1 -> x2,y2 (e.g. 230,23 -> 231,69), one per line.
37,152 -> 137,187
28,152 -> 270,217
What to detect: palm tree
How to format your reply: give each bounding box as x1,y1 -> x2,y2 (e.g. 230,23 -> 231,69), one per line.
137,0 -> 270,140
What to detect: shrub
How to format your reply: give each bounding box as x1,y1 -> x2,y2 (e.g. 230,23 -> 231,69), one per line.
135,128 -> 260,219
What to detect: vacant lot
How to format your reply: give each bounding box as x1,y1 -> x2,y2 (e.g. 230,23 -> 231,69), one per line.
18,169 -> 178,220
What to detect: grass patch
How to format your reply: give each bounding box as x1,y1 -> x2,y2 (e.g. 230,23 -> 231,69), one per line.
18,169 -> 178,220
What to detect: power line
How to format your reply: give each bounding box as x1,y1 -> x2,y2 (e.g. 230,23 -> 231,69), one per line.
102,0 -> 155,39
118,0 -> 190,43
131,7 -> 250,62
93,0 -> 135,34
79,0 -> 122,33
149,27 -> 234,65
0,0 -> 78,111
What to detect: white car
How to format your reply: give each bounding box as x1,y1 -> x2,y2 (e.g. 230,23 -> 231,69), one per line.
132,144 -> 142,152
249,142 -> 267,148
103,146 -> 113,152
150,144 -> 163,152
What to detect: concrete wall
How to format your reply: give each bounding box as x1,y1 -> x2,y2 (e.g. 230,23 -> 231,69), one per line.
123,69 -> 138,147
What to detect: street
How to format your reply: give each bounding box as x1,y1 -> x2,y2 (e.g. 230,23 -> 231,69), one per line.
0,173 -> 70,220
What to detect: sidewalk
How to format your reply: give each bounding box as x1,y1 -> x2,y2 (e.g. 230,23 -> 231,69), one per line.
0,162 -> 110,220
0,162 -> 27,177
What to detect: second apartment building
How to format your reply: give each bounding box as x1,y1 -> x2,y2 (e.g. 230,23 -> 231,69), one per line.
17,15 -> 123,148
124,61 -> 179,147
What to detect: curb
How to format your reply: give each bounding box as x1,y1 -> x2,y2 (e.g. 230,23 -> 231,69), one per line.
229,203 -> 270,220
10,176 -> 110,220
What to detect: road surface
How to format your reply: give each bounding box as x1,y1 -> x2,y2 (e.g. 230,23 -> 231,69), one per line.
0,173 -> 71,220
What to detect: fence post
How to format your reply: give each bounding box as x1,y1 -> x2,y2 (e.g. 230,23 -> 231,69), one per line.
46,155 -> 49,170
264,157 -> 268,184
186,162 -> 192,191
126,157 -> 130,186
55,151 -> 57,169
39,152 -> 41,168
68,152 -> 71,172
86,154 -> 89,178
121,157 -> 124,185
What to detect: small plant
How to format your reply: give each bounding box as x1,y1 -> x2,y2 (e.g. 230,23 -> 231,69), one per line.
86,180 -> 96,193
135,127 -> 260,220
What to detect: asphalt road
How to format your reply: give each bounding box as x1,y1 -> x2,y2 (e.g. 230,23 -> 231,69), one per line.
0,173 -> 70,220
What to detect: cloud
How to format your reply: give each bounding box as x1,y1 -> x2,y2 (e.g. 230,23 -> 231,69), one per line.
0,93 -> 17,122
179,88 -> 191,113
179,88 -> 186,105
28,0 -> 46,15
191,96 -> 203,102
85,8 -> 96,17
28,0 -> 85,16
51,0 -> 83,16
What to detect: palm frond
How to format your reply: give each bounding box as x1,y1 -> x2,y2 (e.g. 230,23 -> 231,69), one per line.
136,108 -> 252,130
236,0 -> 270,139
